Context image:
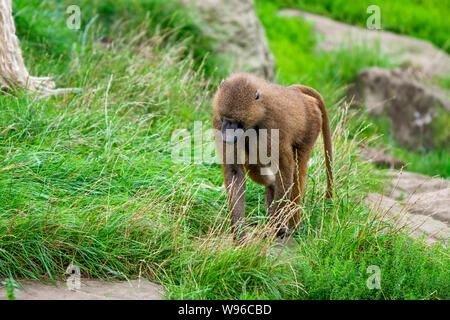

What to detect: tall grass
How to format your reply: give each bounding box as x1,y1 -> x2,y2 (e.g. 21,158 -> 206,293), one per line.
255,1 -> 397,103
14,0 -> 226,79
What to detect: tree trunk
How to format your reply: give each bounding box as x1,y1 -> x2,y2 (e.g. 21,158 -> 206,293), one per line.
0,0 -> 76,96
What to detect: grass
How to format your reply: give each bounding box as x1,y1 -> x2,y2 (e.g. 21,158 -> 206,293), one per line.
268,0 -> 450,54
256,0 -> 450,178
358,111 -> 450,178
0,0 -> 448,299
392,149 -> 450,178
256,1 -> 397,102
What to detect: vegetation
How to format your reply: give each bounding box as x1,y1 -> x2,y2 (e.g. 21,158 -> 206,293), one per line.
268,0 -> 450,54
14,0 -> 226,79
256,0 -> 450,178
0,0 -> 448,299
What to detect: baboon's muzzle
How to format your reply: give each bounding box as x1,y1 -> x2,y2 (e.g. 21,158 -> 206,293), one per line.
221,119 -> 244,144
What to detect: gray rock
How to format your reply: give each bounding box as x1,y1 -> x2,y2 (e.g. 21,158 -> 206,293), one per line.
385,170 -> 450,196
366,171 -> 450,246
180,0 -> 275,80
360,146 -> 406,169
0,279 -> 163,300
349,67 -> 450,150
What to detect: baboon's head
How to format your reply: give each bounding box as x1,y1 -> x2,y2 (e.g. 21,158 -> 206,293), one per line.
213,73 -> 265,144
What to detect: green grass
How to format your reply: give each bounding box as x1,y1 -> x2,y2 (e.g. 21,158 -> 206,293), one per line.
0,0 -> 448,299
13,0 -> 226,79
392,149 -> 450,178
357,111 -> 450,178
256,1 -> 397,101
435,76 -> 450,91
269,0 -> 450,54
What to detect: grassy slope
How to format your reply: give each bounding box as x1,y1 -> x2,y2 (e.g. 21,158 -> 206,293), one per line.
14,0 -> 226,80
256,0 -> 450,178
0,0 -> 448,299
270,0 -> 450,54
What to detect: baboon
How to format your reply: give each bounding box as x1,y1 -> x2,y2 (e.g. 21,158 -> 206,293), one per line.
212,73 -> 333,238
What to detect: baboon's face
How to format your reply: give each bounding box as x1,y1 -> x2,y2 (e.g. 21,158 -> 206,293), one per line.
215,78 -> 263,144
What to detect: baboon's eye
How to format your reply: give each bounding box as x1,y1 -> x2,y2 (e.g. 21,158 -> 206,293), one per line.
255,89 -> 261,100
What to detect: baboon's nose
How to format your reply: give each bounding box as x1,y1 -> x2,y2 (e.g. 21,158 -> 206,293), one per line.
221,119 -> 241,144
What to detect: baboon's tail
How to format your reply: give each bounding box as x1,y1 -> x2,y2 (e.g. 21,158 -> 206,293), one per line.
295,85 -> 333,198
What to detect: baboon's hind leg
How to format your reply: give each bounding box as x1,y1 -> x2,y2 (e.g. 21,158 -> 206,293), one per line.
287,147 -> 313,232
265,185 -> 274,211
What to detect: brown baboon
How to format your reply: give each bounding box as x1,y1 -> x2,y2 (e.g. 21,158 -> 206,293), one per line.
212,73 -> 333,238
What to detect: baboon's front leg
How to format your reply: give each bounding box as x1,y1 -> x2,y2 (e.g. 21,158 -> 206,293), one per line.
222,163 -> 246,238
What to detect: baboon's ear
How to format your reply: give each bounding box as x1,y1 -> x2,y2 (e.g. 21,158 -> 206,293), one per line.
255,89 -> 261,100
219,79 -> 225,87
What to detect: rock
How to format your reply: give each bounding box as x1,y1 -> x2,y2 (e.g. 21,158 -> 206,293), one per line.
385,171 -> 450,197
277,9 -> 450,78
366,171 -> 450,245
349,67 -> 450,150
0,279 -> 163,300
180,0 -> 275,80
360,146 -> 406,169
276,9 -> 450,150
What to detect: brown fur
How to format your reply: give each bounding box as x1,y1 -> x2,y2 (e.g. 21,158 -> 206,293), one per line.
212,73 -> 333,238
